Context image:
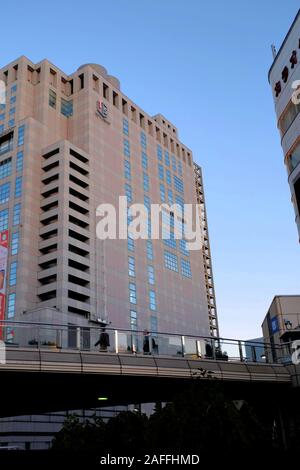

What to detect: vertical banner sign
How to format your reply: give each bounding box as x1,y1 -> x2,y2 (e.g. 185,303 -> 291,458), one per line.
0,230 -> 9,340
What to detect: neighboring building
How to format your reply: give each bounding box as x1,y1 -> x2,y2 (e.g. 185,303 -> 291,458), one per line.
0,56 -> 217,341
268,9 -> 300,241
262,295 -> 300,361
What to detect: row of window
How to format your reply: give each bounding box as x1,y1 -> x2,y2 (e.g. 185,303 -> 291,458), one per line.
119,105 -> 190,167
0,152 -> 22,181
126,131 -> 158,332
49,90 -> 73,117
157,145 -> 183,176
129,282 -> 157,310
0,203 -> 21,230
164,250 -> 192,277
128,256 -> 155,285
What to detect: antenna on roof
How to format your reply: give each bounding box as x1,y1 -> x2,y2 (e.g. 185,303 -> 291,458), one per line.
271,44 -> 277,59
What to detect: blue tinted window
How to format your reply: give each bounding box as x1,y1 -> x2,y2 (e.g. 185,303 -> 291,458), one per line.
123,118 -> 129,136
7,293 -> 16,318
157,145 -> 162,161
13,203 -> 21,225
11,231 -> 19,255
158,164 -> 164,181
9,261 -> 17,286
181,259 -> 192,278
0,208 -> 8,230
174,175 -> 184,193
143,172 -> 149,192
164,250 -> 178,272
17,125 -> 25,146
124,160 -> 131,180
61,99 -> 73,117
123,138 -> 130,157
0,182 -> 10,203
149,290 -> 156,311
15,176 -> 22,198
16,151 -> 23,172
141,152 -> 148,170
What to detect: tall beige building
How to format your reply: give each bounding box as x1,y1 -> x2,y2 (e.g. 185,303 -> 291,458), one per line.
0,56 -> 218,339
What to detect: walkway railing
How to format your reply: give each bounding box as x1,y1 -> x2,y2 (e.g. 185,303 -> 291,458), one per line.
0,320 -> 292,365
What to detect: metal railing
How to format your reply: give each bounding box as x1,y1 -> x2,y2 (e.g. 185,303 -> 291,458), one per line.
0,320 -> 291,364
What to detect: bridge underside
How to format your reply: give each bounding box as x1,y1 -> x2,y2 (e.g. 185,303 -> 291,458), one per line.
0,348 -> 294,417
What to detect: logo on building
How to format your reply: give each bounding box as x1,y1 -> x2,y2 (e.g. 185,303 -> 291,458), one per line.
96,100 -> 108,119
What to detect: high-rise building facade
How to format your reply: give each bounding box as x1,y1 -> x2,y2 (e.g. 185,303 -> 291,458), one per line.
0,56 -> 217,338
269,9 -> 300,241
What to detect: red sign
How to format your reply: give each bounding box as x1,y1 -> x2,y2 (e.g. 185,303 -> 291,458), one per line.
0,230 -> 9,340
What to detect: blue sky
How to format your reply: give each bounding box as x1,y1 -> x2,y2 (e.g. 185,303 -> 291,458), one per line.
2,0 -> 300,339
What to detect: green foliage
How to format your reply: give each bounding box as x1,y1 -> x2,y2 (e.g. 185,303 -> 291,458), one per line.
51,382 -> 276,453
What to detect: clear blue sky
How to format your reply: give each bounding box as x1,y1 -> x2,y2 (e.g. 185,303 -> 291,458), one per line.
2,0 -> 300,340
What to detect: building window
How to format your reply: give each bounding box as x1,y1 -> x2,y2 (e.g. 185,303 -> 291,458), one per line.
147,240 -> 153,260
144,195 -> 150,212
49,89 -> 57,109
0,209 -> 8,230
181,259 -> 192,278
124,160 -> 131,180
13,203 -> 21,225
11,85 -> 17,94
128,232 -> 134,252
149,290 -> 156,311
123,118 -> 129,136
164,250 -> 178,272
163,232 -> 176,249
61,99 -> 73,117
175,195 -> 184,212
166,169 -> 171,186
0,125 -> 4,134
148,265 -> 155,285
9,108 -> 15,116
286,142 -> 300,175
157,144 -> 162,161
178,161 -> 183,176
158,164 -> 164,181
160,184 -> 166,202
9,261 -> 17,286
141,152 -> 148,170
129,283 -> 137,304
17,125 -> 25,146
165,151 -> 170,167
150,315 -> 158,335
130,310 -> 137,331
141,131 -> 147,150
128,256 -> 135,277
143,172 -> 149,192
174,175 -> 184,193
11,231 -> 19,255
7,293 -> 16,318
15,176 -> 22,198
16,151 -> 23,172
172,155 -> 177,172
168,189 -> 173,204
179,239 -> 189,257
0,114 -> 4,121
10,96 -> 16,105
125,183 -> 132,203
0,182 -> 10,204
0,158 -> 12,180
8,119 -> 15,128
123,138 -> 130,158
